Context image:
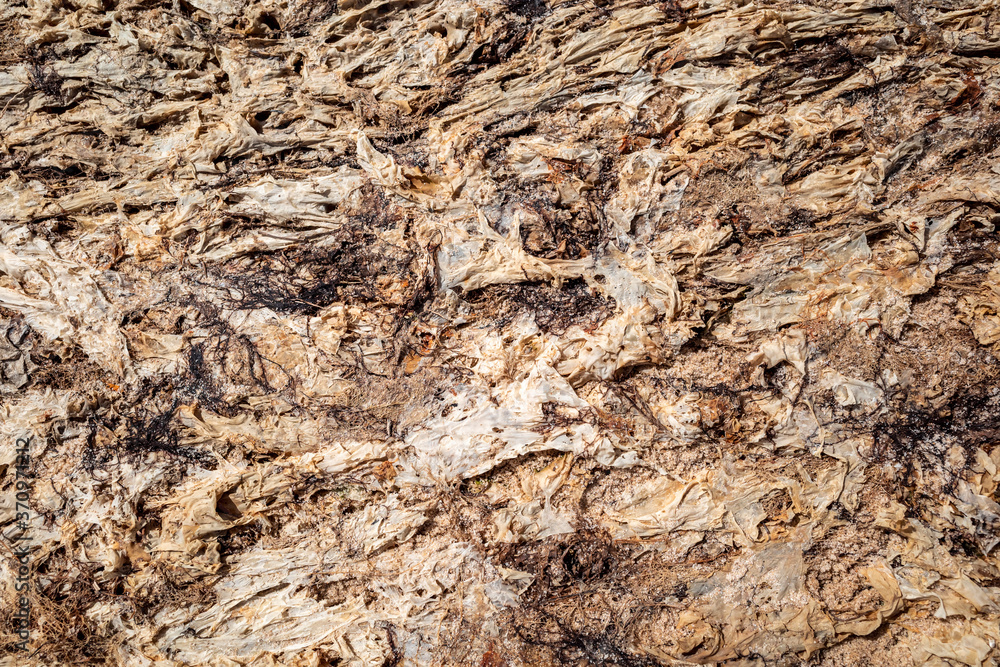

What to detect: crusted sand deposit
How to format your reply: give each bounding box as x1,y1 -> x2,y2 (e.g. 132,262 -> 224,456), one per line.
2,0 -> 1000,664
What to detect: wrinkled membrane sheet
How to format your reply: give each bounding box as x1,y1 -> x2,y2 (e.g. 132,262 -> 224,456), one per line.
2,0 -> 1000,664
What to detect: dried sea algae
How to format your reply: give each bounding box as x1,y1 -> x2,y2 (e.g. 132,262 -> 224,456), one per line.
2,0 -> 1000,665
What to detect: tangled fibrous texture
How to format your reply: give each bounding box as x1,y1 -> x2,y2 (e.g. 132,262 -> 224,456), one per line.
3,0 -> 1000,664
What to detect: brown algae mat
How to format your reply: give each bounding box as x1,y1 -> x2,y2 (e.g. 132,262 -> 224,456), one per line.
2,0 -> 1000,665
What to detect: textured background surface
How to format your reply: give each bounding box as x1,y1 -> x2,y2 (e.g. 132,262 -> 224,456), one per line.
2,0 -> 1000,664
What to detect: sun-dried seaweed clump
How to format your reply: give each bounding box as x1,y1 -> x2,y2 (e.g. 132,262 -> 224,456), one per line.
469,279 -> 616,334
6,0 -> 1000,664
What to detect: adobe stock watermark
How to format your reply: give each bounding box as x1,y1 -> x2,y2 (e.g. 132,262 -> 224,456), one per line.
9,434 -> 33,652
